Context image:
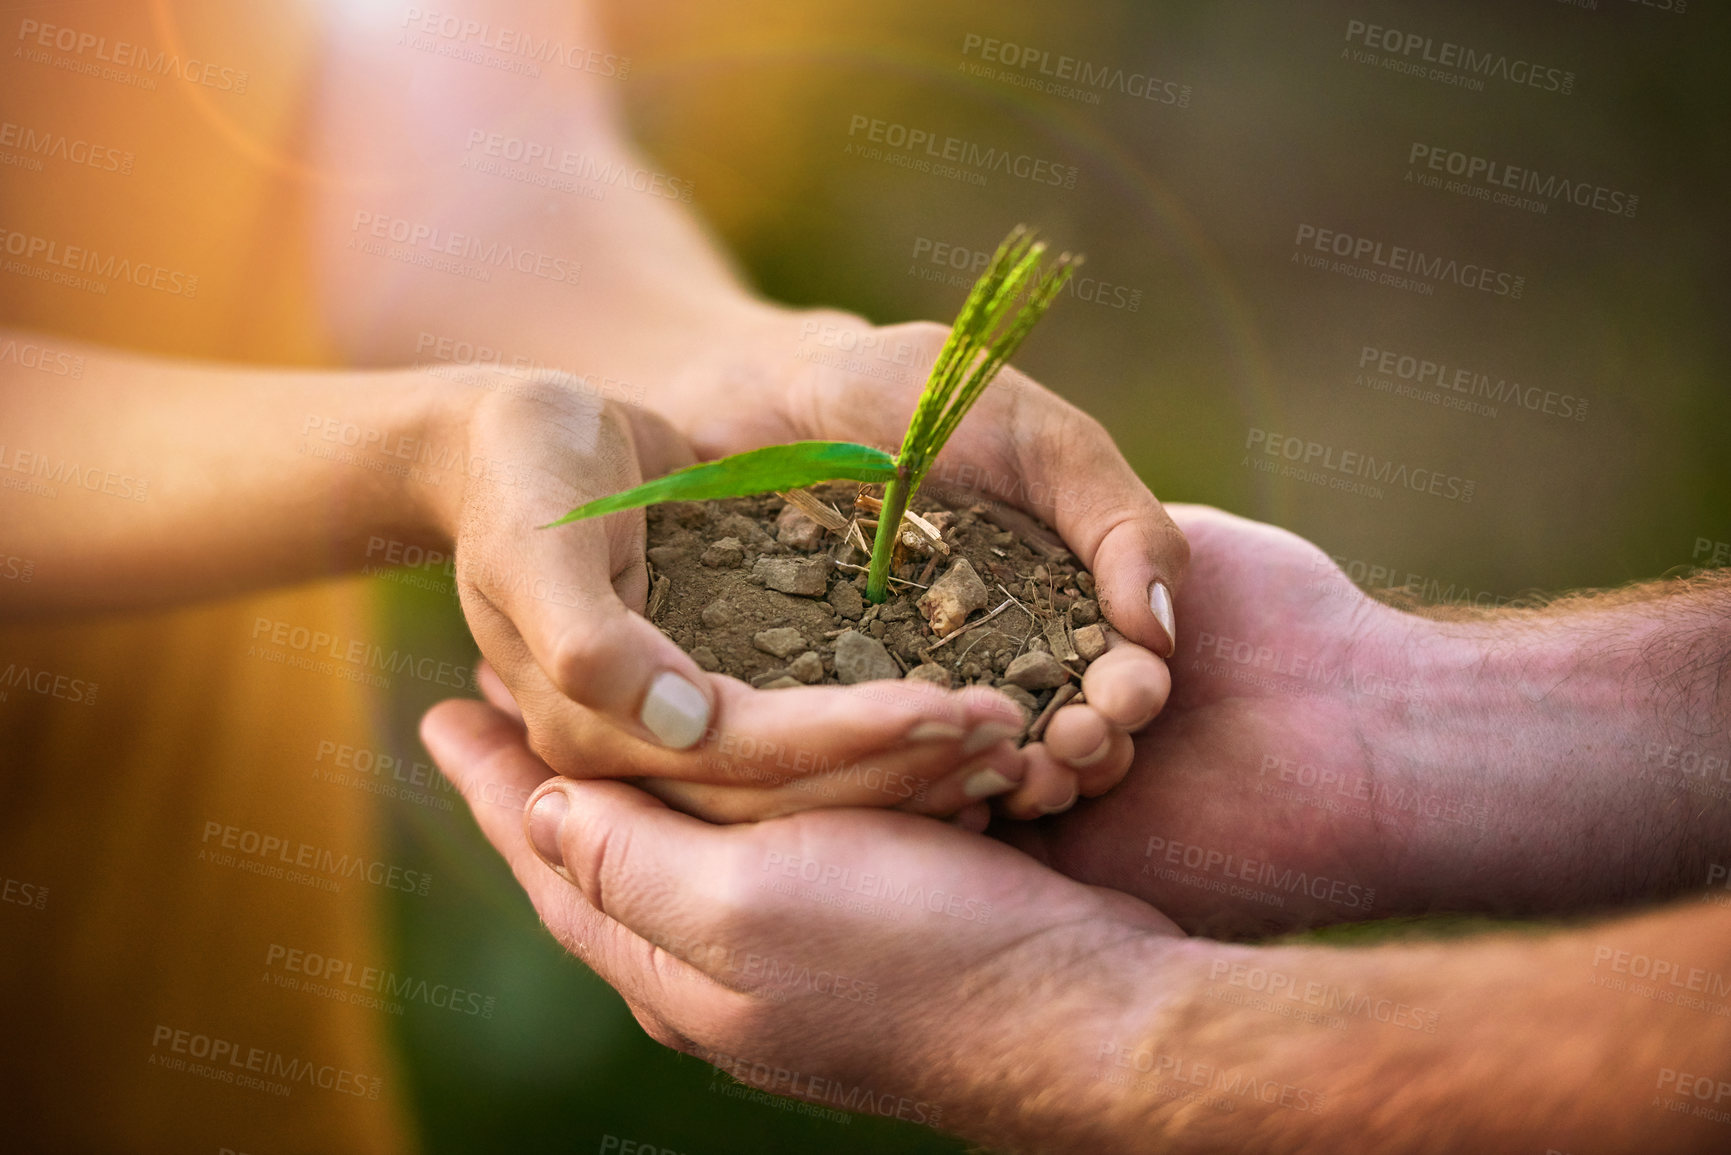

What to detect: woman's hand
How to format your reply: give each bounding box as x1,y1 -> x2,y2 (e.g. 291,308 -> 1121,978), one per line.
443,371 -> 1031,821
645,309 -> 1191,821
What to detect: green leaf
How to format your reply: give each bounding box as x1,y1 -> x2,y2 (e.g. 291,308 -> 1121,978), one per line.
542,441 -> 897,529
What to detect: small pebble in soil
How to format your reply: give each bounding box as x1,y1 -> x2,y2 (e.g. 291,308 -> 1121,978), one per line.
827,582 -> 865,621
834,630 -> 900,684
1073,624 -> 1108,662
788,651 -> 825,683
752,627 -> 808,660
919,558 -> 989,635
700,537 -> 745,568
754,556 -> 830,597
1003,650 -> 1070,691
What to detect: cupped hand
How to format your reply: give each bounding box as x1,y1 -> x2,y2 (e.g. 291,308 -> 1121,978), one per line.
998,504 -> 1440,938
441,370 -> 1030,822
420,696 -> 1182,1151
657,309 -> 1191,819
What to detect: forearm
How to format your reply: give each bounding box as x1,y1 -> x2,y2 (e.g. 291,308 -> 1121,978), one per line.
1372,576 -> 1731,914
1050,904 -> 1731,1155
311,0 -> 775,422
0,338 -> 470,614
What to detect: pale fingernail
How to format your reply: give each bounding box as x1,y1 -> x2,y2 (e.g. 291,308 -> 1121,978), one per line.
640,671 -> 710,749
1067,734 -> 1113,769
527,789 -> 572,879
963,768 -> 1017,799
1149,581 -> 1176,657
962,721 -> 1022,756
1040,787 -> 1079,816
906,721 -> 968,743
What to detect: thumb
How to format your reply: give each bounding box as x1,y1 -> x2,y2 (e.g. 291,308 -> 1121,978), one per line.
462,509 -> 716,751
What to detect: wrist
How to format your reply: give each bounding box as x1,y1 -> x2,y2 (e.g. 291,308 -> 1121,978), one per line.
357,367 -> 478,555
1373,604 -> 1709,912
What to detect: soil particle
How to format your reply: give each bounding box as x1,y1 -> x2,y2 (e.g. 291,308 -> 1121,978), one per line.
642,485 -> 1097,744
1003,650 -> 1070,692
752,627 -> 808,660
919,558 -> 990,635
700,537 -> 745,568
834,630 -> 900,684
754,556 -> 830,597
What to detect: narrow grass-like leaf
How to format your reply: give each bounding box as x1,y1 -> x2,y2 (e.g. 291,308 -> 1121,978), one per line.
542,441 -> 896,528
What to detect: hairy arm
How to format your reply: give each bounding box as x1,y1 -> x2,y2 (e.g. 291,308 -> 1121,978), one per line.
1020,507 -> 1731,935
1075,902 -> 1731,1155
1375,571 -> 1731,914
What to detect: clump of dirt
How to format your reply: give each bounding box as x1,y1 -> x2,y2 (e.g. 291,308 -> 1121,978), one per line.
643,483 -> 1106,742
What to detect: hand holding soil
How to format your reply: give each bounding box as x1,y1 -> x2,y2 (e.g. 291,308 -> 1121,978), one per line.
527,229 -> 1188,823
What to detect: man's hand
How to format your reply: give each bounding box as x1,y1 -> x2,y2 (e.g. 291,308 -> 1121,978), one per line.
1005,504 -> 1731,938
419,695 -> 1183,1152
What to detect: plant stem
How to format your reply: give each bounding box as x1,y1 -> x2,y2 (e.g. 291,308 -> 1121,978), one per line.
865,470 -> 912,603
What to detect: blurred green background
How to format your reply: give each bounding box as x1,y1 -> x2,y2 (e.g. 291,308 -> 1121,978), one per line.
374,1 -> 1728,1151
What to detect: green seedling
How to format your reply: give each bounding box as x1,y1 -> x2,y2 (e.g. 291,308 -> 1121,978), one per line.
545,225 -> 1078,603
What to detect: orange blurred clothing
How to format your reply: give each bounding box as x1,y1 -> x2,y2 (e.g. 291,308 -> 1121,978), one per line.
1,4 -> 411,1152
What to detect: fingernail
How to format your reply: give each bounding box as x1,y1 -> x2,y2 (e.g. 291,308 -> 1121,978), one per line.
962,721 -> 1022,756
1040,787 -> 1079,816
527,789 -> 571,877
1066,734 -> 1112,769
1149,581 -> 1176,657
641,671 -> 710,749
906,721 -> 968,743
963,767 -> 1017,799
